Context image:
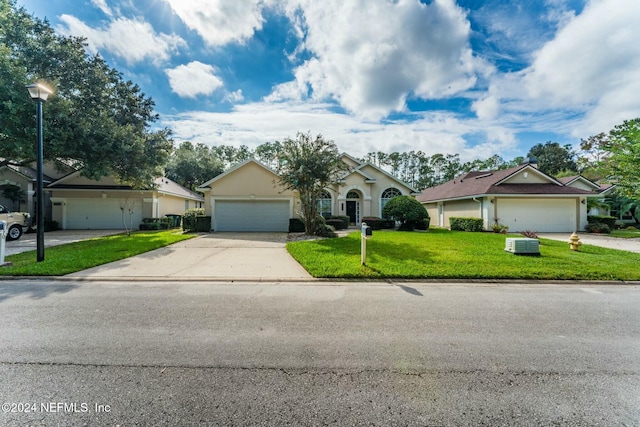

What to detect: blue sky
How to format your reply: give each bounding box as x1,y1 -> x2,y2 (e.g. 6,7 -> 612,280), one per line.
18,0 -> 640,162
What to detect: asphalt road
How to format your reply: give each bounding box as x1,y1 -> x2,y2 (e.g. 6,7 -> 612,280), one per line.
0,280 -> 639,426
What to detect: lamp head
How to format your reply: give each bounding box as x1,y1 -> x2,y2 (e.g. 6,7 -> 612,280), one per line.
26,83 -> 53,102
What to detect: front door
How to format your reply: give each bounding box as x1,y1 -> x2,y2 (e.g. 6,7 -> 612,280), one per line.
346,200 -> 359,224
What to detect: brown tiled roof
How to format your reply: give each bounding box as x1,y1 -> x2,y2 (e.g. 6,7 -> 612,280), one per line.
417,165 -> 606,202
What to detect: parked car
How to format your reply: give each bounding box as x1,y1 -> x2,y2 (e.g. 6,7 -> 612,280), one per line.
0,205 -> 32,240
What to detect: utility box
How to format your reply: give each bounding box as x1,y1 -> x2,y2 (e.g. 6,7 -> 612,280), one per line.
505,238 -> 540,255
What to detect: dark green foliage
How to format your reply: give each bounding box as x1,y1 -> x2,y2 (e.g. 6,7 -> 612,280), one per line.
0,0 -> 171,187
289,218 -> 305,232
139,217 -> 171,230
382,196 -> 429,231
585,223 -> 611,234
526,142 -> 577,175
275,132 -> 348,236
361,216 -> 395,230
587,215 -> 617,229
165,141 -> 224,190
44,219 -> 58,231
450,217 -> 484,232
325,218 -> 348,230
182,208 -> 205,232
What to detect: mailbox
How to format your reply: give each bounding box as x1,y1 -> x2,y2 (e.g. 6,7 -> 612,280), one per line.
0,221 -> 4,231
361,222 -> 372,237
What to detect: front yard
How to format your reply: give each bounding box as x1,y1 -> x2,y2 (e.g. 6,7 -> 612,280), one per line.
286,229 -> 639,281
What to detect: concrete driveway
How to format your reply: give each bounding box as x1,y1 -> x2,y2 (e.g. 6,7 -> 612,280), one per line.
537,232 -> 640,253
5,230 -> 123,256
66,232 -> 313,281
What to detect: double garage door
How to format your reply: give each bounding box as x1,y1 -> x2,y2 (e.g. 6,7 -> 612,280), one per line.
65,198 -> 143,229
498,198 -> 576,232
214,200 -> 290,232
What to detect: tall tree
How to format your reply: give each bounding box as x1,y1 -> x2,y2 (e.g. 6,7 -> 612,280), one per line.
526,142 -> 577,176
600,118 -> 640,201
0,0 -> 171,187
165,141 -> 224,190
275,132 -> 348,235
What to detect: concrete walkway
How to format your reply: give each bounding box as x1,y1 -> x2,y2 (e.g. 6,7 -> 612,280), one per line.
537,232 -> 640,253
66,232 -> 313,281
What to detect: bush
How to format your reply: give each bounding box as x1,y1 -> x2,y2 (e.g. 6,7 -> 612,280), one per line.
182,208 -> 207,232
362,216 -> 395,230
44,220 -> 59,232
450,217 -> 484,232
289,218 -> 305,232
587,215 -> 616,230
325,215 -> 350,230
315,223 -> 337,238
520,230 -> 539,239
585,222 -> 611,233
381,196 -> 429,231
140,218 -> 171,230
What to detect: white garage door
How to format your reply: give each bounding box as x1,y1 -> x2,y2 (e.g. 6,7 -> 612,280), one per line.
66,198 -> 143,229
498,198 -> 576,232
215,200 -> 290,232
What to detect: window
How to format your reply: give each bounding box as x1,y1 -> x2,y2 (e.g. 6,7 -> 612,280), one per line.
346,191 -> 360,199
381,188 -> 401,213
318,190 -> 332,217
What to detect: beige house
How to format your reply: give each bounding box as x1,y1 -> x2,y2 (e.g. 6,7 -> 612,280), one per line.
47,171 -> 203,229
198,154 -> 418,232
417,159 -> 613,232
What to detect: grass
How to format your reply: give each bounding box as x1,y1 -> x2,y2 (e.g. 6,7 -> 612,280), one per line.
611,229 -> 640,238
286,229 -> 640,281
1,230 -> 196,276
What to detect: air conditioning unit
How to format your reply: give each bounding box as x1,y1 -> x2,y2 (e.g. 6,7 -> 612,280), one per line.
505,238 -> 540,255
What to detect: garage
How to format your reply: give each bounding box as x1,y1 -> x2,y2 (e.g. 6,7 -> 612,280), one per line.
498,198 -> 576,232
214,200 -> 290,232
65,198 -> 143,229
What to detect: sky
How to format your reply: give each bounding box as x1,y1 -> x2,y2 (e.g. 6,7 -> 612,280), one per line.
17,0 -> 640,163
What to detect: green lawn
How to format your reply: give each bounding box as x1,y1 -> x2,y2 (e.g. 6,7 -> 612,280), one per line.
286,229 -> 640,280
1,230 -> 196,276
611,229 -> 640,238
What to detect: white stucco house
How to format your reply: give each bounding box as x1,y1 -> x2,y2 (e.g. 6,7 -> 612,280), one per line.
197,153 -> 419,232
417,159 -> 614,233
47,171 -> 203,229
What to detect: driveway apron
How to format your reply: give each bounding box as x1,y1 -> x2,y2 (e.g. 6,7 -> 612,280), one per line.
66,232 -> 313,281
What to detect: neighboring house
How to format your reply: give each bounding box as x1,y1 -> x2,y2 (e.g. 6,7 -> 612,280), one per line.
0,160 -> 75,217
47,171 -> 203,229
417,158 -> 613,233
197,154 -> 418,232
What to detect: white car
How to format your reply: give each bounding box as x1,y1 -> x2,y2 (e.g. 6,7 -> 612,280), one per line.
0,205 -> 32,240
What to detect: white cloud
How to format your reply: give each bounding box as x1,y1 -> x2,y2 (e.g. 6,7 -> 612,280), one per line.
522,0 -> 640,135
162,0 -> 270,46
91,0 -> 112,17
268,0 -> 481,120
160,101 -> 516,163
165,61 -> 224,98
58,15 -> 185,65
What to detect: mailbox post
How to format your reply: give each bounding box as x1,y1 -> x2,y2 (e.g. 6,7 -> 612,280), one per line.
0,220 -> 11,267
361,222 -> 372,265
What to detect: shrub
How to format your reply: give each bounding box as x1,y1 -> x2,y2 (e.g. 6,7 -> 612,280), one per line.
325,219 -> 347,230
362,216 -> 395,230
450,217 -> 484,232
381,196 -> 429,231
626,226 -> 638,231
325,215 -> 349,230
585,222 -> 611,234
315,223 -> 337,238
44,220 -> 59,232
289,218 -> 306,232
520,230 -> 539,239
587,215 -> 616,230
183,208 -> 206,232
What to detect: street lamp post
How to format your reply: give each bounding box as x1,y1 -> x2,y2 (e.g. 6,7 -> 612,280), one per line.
26,83 -> 53,262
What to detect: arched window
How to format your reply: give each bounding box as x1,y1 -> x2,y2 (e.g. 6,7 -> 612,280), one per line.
381,187 -> 402,213
318,190 -> 332,217
346,190 -> 360,199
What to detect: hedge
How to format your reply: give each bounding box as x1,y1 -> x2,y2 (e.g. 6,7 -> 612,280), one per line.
450,217 -> 484,232
362,216 -> 395,230
587,215 -> 616,230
